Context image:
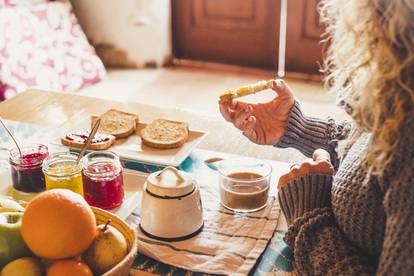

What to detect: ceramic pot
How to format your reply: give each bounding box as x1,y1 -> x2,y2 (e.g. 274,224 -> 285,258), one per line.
140,167 -> 203,241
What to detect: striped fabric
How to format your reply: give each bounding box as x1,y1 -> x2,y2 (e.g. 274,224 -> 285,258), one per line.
127,183 -> 281,275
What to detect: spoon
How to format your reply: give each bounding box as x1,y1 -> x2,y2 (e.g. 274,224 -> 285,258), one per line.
204,157 -> 268,171
0,117 -> 22,158
204,157 -> 224,171
76,118 -> 101,164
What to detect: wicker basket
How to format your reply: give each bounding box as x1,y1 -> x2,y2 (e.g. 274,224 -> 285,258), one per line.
92,207 -> 138,276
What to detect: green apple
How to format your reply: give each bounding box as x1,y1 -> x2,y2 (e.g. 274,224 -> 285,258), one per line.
83,220 -> 128,274
1,257 -> 44,276
0,212 -> 32,267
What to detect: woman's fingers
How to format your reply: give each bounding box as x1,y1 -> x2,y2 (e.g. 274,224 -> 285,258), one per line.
312,149 -> 334,174
271,79 -> 294,100
241,116 -> 258,142
233,106 -> 253,129
313,149 -> 331,163
219,100 -> 233,122
278,154 -> 334,189
219,99 -> 253,125
230,100 -> 250,112
278,167 -> 300,188
313,161 -> 334,175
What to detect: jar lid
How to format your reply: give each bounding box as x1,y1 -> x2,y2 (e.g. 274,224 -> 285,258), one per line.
146,167 -> 194,198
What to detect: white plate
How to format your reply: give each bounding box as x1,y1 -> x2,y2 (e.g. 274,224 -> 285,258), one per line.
0,168 -> 147,220
56,119 -> 208,167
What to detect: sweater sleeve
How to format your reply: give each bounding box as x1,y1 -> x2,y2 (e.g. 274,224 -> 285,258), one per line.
276,101 -> 352,168
280,161 -> 414,275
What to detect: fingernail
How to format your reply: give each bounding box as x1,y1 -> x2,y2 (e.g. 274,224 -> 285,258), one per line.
275,79 -> 284,88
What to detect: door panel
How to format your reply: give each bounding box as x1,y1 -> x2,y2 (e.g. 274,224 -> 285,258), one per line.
172,0 -> 280,69
204,0 -> 254,19
285,0 -> 324,74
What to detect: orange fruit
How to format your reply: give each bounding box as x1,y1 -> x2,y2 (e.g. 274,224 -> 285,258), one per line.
47,260 -> 93,276
22,189 -> 97,259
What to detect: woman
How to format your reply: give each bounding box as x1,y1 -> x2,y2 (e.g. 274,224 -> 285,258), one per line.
219,0 -> 414,274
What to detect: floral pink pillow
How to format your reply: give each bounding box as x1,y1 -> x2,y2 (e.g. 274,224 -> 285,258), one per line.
0,0 -> 106,100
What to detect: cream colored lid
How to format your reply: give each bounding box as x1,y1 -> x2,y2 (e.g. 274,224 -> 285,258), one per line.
146,167 -> 194,197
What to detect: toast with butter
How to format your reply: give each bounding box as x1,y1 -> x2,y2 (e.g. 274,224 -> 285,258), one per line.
91,109 -> 139,139
141,119 -> 189,149
220,80 -> 274,101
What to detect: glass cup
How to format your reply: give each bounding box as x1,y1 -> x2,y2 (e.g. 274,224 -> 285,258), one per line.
42,152 -> 83,195
218,158 -> 272,212
9,144 -> 49,193
81,151 -> 124,210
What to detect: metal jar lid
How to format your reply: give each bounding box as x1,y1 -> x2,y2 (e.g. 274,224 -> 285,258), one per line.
146,167 -> 195,198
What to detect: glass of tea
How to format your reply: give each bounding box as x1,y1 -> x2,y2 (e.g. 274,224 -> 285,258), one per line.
81,151 -> 124,210
218,158 -> 272,212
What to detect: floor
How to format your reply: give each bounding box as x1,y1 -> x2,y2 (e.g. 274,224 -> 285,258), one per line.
80,66 -> 349,121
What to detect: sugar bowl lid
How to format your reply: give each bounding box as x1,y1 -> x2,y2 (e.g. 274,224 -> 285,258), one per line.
146,167 -> 195,198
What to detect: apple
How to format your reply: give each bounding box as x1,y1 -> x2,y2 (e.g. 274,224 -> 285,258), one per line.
83,220 -> 128,274
0,212 -> 32,267
1,257 -> 44,276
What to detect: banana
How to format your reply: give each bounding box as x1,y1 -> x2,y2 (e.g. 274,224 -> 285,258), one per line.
0,197 -> 25,212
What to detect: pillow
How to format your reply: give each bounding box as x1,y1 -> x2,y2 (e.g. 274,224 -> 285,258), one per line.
0,0 -> 106,100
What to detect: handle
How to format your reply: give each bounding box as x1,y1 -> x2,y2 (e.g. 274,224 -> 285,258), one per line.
156,166 -> 185,185
76,118 -> 101,164
0,117 -> 22,158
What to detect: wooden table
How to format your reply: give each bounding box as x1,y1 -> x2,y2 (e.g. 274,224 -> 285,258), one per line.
0,89 -> 302,162
0,89 -> 291,274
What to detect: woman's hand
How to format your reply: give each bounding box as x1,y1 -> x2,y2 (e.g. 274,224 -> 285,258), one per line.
219,79 -> 294,145
278,149 -> 334,189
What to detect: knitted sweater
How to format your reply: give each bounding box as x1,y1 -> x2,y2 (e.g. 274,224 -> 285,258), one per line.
276,101 -> 414,275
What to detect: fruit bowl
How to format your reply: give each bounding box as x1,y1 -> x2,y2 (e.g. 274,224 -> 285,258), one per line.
92,207 -> 138,276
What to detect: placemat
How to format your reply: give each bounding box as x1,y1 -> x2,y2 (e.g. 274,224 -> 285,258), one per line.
127,182 -> 280,275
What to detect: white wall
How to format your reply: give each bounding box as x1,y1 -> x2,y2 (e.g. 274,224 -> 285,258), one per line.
71,0 -> 171,67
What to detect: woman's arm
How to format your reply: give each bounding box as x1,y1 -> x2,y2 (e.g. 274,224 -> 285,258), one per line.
276,101 -> 352,168
278,161 -> 414,275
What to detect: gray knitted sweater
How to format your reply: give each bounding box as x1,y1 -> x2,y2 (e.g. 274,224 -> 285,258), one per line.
276,101 -> 414,275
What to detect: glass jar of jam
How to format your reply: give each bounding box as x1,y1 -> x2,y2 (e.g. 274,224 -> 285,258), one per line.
9,144 -> 49,193
81,151 -> 124,210
42,152 -> 83,195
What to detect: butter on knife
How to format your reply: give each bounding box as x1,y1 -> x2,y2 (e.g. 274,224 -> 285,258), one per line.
220,80 -> 274,101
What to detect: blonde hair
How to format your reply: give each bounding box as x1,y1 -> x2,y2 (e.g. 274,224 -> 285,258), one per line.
319,0 -> 414,175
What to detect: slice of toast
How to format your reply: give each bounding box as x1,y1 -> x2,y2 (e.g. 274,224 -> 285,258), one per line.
61,132 -> 115,150
92,109 -> 139,139
140,119 -> 189,149
220,80 -> 273,101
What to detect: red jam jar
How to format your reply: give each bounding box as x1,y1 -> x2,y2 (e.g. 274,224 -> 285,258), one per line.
81,151 -> 124,210
9,144 -> 49,193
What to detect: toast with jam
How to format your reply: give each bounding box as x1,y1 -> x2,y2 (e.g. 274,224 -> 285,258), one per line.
140,119 -> 189,149
91,109 -> 139,139
61,132 -> 116,150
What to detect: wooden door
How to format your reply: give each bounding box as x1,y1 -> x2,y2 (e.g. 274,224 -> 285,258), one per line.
172,0 -> 280,69
285,0 -> 325,74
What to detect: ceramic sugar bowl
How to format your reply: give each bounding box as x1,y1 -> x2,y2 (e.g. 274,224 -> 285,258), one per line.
140,167 -> 203,241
